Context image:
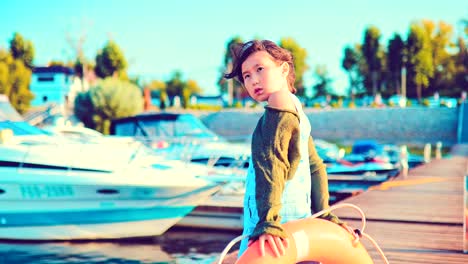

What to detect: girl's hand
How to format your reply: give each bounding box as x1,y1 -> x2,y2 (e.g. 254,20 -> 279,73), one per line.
250,234 -> 290,257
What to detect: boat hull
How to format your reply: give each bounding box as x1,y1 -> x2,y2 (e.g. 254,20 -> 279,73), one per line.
0,214 -> 185,240
0,167 -> 219,240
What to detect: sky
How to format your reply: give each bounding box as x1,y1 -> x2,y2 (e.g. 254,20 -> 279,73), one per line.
2,0 -> 467,96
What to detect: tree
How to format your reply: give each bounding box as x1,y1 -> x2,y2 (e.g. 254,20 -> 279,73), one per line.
0,49 -> 34,113
144,80 -> 167,109
406,23 -> 434,101
95,41 -> 127,78
279,37 -> 308,96
165,71 -> 202,108
312,64 -> 333,97
6,59 -> 34,113
362,26 -> 383,95
341,45 -> 360,97
73,59 -> 84,78
387,33 -> 405,95
452,36 -> 468,96
9,32 -> 34,69
421,20 -> 457,96
218,36 -> 244,105
74,78 -> 143,134
74,91 -> 95,128
0,50 -> 13,96
165,71 -> 185,106
184,79 -> 202,108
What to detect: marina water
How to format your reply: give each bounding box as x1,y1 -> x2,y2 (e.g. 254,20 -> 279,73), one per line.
0,228 -> 240,263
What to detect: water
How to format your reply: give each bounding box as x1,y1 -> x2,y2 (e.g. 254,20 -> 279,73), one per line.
0,228 -> 241,264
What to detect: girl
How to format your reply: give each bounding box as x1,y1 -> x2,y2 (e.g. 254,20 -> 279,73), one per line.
224,40 -> 344,259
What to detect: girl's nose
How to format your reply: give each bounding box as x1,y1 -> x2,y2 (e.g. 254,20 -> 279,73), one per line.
251,75 -> 259,85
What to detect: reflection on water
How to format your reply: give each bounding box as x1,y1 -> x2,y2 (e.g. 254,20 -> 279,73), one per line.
0,228 -> 241,264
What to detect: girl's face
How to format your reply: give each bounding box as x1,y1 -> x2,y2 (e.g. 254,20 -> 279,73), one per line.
241,51 -> 288,102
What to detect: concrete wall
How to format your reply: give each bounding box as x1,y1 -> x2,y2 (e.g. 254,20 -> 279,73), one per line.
199,106 -> 461,146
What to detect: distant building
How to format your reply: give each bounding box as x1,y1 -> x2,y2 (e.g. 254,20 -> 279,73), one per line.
30,66 -> 80,107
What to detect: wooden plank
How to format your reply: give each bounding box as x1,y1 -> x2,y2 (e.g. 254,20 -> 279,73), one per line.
335,157 -> 467,224
334,156 -> 468,264
368,251 -> 468,264
334,190 -> 463,224
345,220 -> 463,252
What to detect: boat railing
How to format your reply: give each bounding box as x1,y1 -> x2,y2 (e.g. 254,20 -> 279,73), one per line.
125,135 -> 251,179
126,140 -> 150,166
18,144 -> 30,172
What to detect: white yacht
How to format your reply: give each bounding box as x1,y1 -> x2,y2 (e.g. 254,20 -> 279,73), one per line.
0,120 -> 219,240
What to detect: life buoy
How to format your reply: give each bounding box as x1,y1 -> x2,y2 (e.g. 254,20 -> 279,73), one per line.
235,218 -> 373,264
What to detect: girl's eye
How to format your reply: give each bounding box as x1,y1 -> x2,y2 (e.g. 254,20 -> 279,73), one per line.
257,67 -> 264,72
243,74 -> 250,79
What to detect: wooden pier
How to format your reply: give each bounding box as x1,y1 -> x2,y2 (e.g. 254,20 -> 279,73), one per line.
332,155 -> 468,263
212,149 -> 468,263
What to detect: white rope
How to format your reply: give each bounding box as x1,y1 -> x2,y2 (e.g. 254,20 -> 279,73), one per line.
362,233 -> 390,264
216,234 -> 249,264
216,203 -> 389,264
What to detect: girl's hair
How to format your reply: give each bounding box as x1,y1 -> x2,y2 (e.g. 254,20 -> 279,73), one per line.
224,40 -> 297,94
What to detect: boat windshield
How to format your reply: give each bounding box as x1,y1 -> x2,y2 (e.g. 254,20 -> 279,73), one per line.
113,114 -> 222,142
139,115 -> 219,139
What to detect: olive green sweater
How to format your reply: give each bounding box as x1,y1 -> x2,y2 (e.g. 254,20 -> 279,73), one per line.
249,106 -> 342,240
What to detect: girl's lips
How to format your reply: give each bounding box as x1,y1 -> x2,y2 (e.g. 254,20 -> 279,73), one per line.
254,88 -> 263,95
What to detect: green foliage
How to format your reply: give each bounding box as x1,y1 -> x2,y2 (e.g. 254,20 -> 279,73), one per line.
148,80 -> 166,92
361,26 -> 384,95
90,78 -> 143,119
342,46 -> 359,71
387,33 -> 405,94
342,18 -> 464,100
166,71 -> 185,104
9,32 -> 34,69
0,50 -> 12,94
181,88 -> 191,108
452,36 -> 468,94
407,23 -> 434,100
279,37 -> 308,96
186,79 -> 202,95
159,90 -> 167,110
0,33 -> 36,113
341,46 -> 360,96
7,60 -> 34,113
74,78 -> 143,134
73,59 -> 84,78
74,91 -> 95,128
0,49 -> 34,113
95,41 -> 127,78
218,36 -> 244,103
421,20 -> 457,95
165,71 -> 202,108
312,64 -> 333,97
146,79 -> 168,109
